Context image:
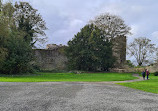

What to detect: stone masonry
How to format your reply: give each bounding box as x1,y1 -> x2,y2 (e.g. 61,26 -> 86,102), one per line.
34,48 -> 67,71
34,36 -> 126,70
113,36 -> 127,68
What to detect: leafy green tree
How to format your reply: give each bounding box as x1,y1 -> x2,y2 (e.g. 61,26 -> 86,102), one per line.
0,0 -> 2,11
66,24 -> 115,71
0,21 -> 8,69
14,2 -> 47,46
0,1 -> 47,74
126,60 -> 134,67
1,30 -> 33,74
0,1 -> 10,69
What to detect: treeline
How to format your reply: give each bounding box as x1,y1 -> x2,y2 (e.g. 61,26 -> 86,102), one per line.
0,1 -> 47,74
0,0 -> 132,74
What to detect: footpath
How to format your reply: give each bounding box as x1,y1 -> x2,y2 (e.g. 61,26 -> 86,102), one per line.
97,74 -> 143,84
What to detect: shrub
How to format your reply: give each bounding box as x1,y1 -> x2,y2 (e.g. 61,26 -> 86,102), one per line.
0,31 -> 34,74
154,72 -> 158,76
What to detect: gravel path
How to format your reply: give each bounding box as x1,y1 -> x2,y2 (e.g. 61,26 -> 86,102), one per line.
87,74 -> 143,84
0,76 -> 158,111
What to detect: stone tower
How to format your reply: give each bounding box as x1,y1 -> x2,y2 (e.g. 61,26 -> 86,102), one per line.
112,36 -> 127,68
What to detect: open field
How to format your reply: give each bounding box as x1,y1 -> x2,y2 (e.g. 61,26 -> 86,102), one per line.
0,72 -> 137,82
118,74 -> 158,94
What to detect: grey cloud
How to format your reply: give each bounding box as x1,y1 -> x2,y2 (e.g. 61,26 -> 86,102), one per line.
10,0 -> 158,47
4,0 -> 158,63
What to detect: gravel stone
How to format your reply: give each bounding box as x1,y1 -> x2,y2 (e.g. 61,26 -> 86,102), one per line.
0,82 -> 157,111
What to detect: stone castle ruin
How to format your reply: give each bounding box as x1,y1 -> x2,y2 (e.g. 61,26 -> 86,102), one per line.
34,44 -> 67,70
34,36 -> 127,71
112,36 -> 126,67
46,44 -> 63,50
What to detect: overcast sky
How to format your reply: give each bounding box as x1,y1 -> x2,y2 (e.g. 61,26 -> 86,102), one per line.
3,0 -> 157,63
10,0 -> 158,47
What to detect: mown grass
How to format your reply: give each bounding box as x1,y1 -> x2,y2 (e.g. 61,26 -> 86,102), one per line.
118,74 -> 158,94
0,72 -> 137,82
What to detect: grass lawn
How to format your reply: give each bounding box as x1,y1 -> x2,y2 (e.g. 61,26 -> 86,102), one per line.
118,74 -> 158,94
0,72 -> 137,82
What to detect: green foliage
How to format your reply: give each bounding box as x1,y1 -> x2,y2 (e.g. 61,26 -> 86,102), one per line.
14,2 -> 47,46
58,46 -> 67,54
154,72 -> 158,76
126,60 -> 134,67
0,30 -> 34,74
66,24 -> 115,71
0,72 -> 137,82
0,7 -> 9,69
0,0 -> 2,9
0,1 -> 46,74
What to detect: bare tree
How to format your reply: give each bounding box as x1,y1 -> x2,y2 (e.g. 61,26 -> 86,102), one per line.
154,48 -> 158,63
90,13 -> 131,40
90,13 -> 131,67
128,37 -> 156,66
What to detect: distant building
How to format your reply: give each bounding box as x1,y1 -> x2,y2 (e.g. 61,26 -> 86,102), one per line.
46,44 -> 63,50
112,36 -> 127,68
34,37 -> 127,70
34,44 -> 67,71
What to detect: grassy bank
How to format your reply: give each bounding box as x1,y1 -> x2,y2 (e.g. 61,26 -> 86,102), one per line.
118,74 -> 158,94
0,72 -> 137,82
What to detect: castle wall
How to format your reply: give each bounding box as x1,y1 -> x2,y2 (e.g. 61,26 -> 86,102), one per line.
34,37 -> 127,71
112,36 -> 126,68
33,49 -> 67,70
